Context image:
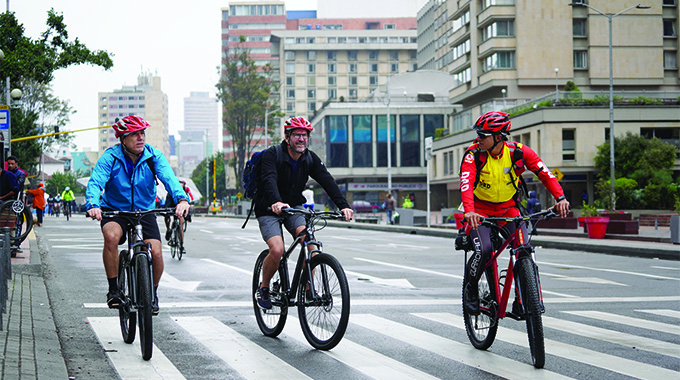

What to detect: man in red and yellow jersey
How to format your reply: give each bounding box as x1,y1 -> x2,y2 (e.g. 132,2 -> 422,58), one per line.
460,111 -> 570,315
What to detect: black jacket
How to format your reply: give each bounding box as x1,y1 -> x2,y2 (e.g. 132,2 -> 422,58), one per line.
255,141 -> 350,217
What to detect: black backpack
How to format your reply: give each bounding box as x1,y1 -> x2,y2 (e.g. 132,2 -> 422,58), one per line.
241,144 -> 283,228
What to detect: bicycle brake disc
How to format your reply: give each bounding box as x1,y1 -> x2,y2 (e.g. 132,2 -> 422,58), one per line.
12,200 -> 25,213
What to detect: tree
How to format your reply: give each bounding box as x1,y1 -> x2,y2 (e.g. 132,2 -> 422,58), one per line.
0,10 -> 113,173
45,171 -> 81,197
216,36 -> 279,190
191,154 -> 228,205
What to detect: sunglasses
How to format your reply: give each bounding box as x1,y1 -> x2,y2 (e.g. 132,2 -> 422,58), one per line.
477,132 -> 492,139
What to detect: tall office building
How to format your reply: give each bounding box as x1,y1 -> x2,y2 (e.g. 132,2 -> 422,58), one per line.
183,91 -> 220,156
97,72 -> 170,157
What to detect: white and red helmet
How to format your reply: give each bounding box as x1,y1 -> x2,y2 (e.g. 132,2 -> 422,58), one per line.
284,117 -> 313,134
113,115 -> 150,138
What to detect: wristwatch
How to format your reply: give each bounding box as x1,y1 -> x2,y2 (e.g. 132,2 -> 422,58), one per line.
555,195 -> 566,202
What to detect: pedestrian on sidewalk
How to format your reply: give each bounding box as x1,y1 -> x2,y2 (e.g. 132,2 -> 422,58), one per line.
27,182 -> 46,227
384,193 -> 396,225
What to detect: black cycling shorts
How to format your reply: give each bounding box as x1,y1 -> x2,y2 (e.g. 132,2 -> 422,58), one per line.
101,209 -> 161,245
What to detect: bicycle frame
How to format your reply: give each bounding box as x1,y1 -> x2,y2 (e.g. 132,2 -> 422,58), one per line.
275,212 -> 325,307
122,222 -> 153,311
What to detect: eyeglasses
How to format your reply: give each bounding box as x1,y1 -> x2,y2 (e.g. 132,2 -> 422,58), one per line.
477,132 -> 492,139
291,133 -> 309,140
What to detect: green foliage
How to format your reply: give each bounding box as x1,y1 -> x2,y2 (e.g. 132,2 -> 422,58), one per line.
563,81 -> 582,101
45,171 -> 82,196
642,183 -> 679,210
581,201 -> 599,217
216,38 -> 279,190
596,177 -> 639,210
191,154 -> 228,204
1,10 -> 112,175
628,96 -> 662,105
435,128 -> 445,139
593,132 -> 678,188
563,81 -> 579,92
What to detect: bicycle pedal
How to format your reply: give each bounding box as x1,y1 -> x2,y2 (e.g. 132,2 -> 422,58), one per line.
506,311 -> 525,321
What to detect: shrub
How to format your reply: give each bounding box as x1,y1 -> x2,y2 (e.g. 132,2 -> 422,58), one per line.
581,201 -> 599,217
629,96 -> 662,105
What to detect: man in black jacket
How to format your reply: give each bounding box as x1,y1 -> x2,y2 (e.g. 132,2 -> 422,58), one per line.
255,117 -> 353,309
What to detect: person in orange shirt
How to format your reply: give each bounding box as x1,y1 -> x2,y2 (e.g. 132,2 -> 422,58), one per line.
26,183 -> 46,227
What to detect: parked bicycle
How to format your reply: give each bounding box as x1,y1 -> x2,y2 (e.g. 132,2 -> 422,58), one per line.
456,208 -> 558,368
252,207 -> 350,350
101,208 -> 174,361
0,199 -> 33,245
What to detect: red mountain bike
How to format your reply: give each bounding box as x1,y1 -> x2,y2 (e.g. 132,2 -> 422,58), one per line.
456,208 -> 558,368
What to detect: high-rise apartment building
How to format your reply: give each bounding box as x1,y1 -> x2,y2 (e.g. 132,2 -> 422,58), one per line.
271,18 -> 418,122
97,73 -> 170,157
417,0 -> 679,207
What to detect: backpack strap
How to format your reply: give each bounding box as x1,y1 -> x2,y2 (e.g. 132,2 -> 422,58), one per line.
242,144 -> 284,229
146,157 -> 159,185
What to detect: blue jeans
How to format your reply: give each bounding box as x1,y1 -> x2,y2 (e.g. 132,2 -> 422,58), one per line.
386,209 -> 394,224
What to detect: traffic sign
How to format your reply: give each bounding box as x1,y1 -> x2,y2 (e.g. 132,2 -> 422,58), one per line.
0,109 -> 8,130
552,168 -> 564,181
236,192 -> 242,199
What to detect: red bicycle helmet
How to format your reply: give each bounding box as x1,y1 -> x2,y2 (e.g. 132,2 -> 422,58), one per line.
284,117 -> 313,133
473,111 -> 511,136
113,115 -> 150,138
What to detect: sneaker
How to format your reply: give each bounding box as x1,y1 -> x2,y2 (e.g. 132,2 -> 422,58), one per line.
180,247 -> 187,255
463,282 -> 480,315
152,296 -> 160,316
511,297 -> 524,319
256,287 -> 272,309
107,290 -> 123,309
165,230 -> 171,241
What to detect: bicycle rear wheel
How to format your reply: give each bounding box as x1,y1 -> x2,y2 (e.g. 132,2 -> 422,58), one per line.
170,222 -> 179,259
463,267 -> 498,350
517,258 -> 545,368
135,252 -> 154,360
252,249 -> 288,337
297,253 -> 350,350
176,223 -> 183,261
118,250 -> 137,344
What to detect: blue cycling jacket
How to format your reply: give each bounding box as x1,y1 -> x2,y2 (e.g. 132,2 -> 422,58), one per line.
86,144 -> 186,211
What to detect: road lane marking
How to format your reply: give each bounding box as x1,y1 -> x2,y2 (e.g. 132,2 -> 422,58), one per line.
354,257 -> 463,279
416,312 -> 679,380
542,316 -> 680,358
345,270 -> 415,288
88,317 -> 186,379
200,229 -> 214,234
562,310 -> 680,336
540,272 -> 628,286
284,316 -> 439,380
539,261 -> 680,281
202,258 -> 251,275
636,309 -> 680,319
352,314 -> 572,379
174,316 -> 311,380
159,273 -> 201,292
651,266 -> 680,271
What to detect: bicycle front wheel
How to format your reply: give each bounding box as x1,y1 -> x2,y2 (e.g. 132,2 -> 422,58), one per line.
118,250 -> 136,344
463,266 -> 498,350
135,253 -> 154,360
252,249 -> 288,337
517,258 -> 545,368
176,224 -> 183,261
170,223 -> 179,259
297,253 -> 350,350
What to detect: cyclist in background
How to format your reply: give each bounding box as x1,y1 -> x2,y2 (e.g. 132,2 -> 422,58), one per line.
460,111 -> 569,315
164,180 -> 194,256
61,186 -> 76,217
86,116 -> 190,315
254,116 -> 353,309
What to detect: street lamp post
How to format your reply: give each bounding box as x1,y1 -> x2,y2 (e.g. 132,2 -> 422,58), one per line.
554,67 -> 559,102
569,2 -> 650,210
0,48 -> 23,160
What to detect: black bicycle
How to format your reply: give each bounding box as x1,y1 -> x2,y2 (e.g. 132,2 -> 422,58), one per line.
101,208 -> 173,361
0,198 -> 33,245
252,208 -> 350,350
167,214 -> 184,260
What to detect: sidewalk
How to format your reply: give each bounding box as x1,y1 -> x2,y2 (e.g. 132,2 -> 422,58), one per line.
0,229 -> 69,380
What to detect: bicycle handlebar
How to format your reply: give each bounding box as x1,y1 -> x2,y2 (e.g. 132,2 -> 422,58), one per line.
280,207 -> 346,220
479,208 -> 558,226
100,208 -> 176,219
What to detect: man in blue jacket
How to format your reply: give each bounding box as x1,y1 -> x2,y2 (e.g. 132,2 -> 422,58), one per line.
86,116 -> 190,314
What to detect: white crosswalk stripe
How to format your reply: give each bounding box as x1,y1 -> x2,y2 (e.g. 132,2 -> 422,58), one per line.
414,312 -> 679,380
88,317 -> 186,380
87,309 -> 680,379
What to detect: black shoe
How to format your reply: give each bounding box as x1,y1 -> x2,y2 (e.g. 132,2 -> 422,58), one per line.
463,282 -> 480,315
165,230 -> 171,241
510,297 -> 525,319
107,290 -> 123,309
180,247 -> 187,255
305,288 -> 319,301
257,286 -> 272,309
152,296 -> 159,316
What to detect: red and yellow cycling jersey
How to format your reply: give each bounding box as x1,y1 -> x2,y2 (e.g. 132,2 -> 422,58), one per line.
473,144 -> 519,203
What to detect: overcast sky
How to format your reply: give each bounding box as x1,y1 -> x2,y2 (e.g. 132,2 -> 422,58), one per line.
9,0 -> 317,151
